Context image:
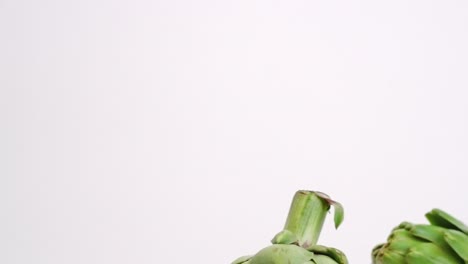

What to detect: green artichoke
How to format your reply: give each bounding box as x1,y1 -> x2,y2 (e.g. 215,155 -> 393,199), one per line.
372,209 -> 468,264
232,190 -> 348,264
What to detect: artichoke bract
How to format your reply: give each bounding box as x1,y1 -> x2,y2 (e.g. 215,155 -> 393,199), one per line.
372,209 -> 468,264
232,190 -> 348,264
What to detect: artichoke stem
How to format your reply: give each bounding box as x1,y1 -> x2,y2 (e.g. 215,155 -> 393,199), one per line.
283,190 -> 329,248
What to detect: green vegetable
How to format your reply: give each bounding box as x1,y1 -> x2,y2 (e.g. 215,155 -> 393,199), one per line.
231,190 -> 348,264
372,209 -> 468,264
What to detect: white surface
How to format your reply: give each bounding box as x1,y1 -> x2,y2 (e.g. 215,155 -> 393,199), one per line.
1,0 -> 468,263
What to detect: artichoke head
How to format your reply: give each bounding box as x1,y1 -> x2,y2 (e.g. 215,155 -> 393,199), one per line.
232,190 -> 348,264
372,209 -> 468,264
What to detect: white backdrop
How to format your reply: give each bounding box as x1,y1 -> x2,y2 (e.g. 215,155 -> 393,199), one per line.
1,0 -> 468,263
